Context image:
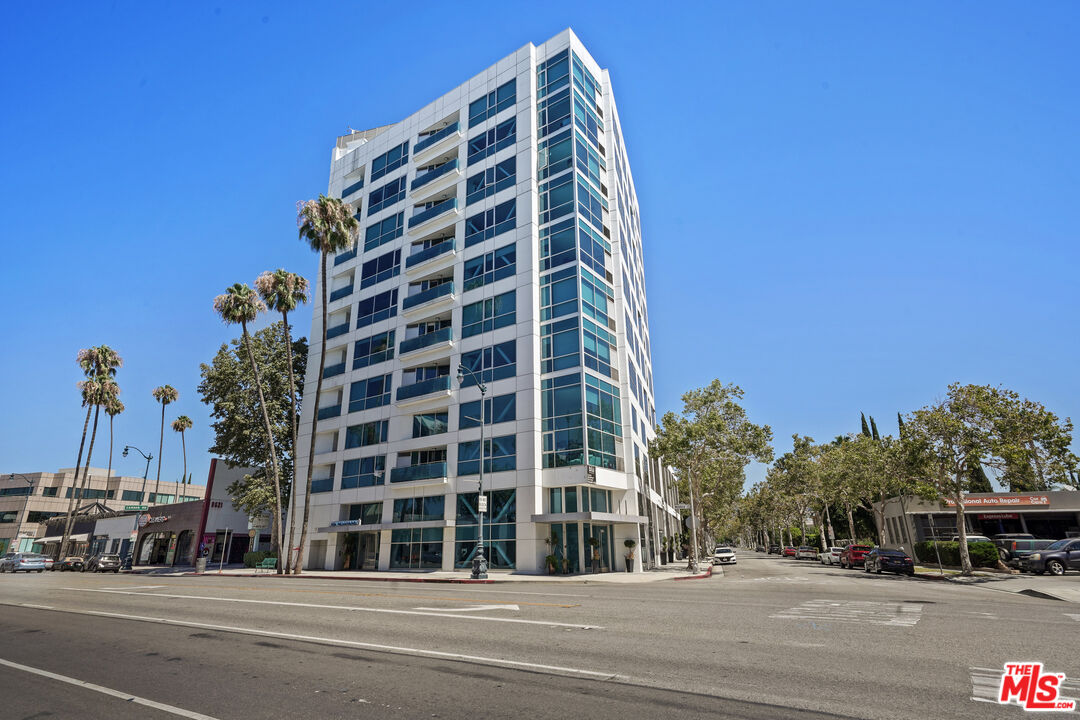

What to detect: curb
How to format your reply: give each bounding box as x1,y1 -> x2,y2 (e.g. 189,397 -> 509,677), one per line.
178,572 -> 495,584
672,565 -> 714,581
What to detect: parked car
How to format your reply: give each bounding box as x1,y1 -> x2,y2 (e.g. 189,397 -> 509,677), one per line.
712,546 -> 737,565
57,556 -> 85,571
768,545 -> 781,554
864,548 -> 915,576
42,557 -> 55,571
839,544 -> 871,569
782,546 -> 797,557
0,553 -> 47,573
83,554 -> 121,573
996,538 -> 1055,563
1026,538 -> 1080,576
795,546 -> 818,560
950,534 -> 993,544
754,546 -> 766,553
819,547 -> 844,565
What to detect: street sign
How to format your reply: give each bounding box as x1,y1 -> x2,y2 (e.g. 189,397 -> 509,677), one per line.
674,503 -> 690,510
124,505 -> 148,511
248,529 -> 257,538
477,495 -> 488,513
684,516 -> 699,529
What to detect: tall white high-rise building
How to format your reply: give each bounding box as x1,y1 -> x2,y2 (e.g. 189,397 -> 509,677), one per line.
292,29 -> 677,574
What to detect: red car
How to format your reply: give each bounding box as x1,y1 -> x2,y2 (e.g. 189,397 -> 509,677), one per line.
782,546 -> 797,557
839,544 -> 871,568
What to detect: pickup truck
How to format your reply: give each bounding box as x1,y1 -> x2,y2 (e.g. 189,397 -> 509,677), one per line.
995,538 -> 1055,564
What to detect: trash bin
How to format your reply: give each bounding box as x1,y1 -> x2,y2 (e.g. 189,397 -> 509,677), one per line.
195,557 -> 208,574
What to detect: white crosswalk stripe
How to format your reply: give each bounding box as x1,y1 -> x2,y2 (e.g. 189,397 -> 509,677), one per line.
970,666 -> 1080,706
770,599 -> 923,627
1066,613 -> 1080,622
729,576 -> 809,584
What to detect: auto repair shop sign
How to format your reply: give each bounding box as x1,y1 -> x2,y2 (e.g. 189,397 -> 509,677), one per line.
944,494 -> 1049,507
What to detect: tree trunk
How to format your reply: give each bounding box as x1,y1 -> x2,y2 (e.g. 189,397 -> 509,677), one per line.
816,511 -> 827,551
241,319 -> 285,574
846,504 -> 856,543
954,486 -> 973,575
824,504 -> 835,546
180,429 -> 187,492
295,251 -> 328,575
107,414 -> 114,480
281,309 -> 300,574
154,401 -> 165,503
68,406 -> 101,555
60,406 -> 93,558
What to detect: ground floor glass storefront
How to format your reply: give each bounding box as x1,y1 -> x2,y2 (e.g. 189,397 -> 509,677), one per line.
455,490 -> 516,569
549,521 -> 615,573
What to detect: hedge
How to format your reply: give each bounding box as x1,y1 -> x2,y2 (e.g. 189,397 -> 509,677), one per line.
243,550 -> 277,568
913,541 -> 997,568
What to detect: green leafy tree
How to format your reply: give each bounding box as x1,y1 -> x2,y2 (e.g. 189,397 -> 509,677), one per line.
870,416 -> 880,441
151,384 -> 179,502
906,383 -> 1077,575
651,380 -> 773,569
197,323 -> 306,549
255,268 -> 309,573
861,413 -> 871,438
295,195 -> 358,574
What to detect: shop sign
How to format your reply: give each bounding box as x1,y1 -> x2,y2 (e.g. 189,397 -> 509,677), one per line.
124,505 -> 148,511
978,513 -> 1019,520
137,513 -> 151,528
330,519 -> 360,527
944,495 -> 1049,508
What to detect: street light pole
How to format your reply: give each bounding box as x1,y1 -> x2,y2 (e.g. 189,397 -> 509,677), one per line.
123,445 -> 153,506
9,474 -> 33,553
456,365 -> 488,580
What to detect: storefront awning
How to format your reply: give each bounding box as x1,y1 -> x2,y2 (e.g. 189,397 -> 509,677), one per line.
37,533 -> 89,544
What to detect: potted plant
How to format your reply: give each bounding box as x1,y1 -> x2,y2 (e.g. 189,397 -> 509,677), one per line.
545,554 -> 557,574
623,538 -> 637,572
587,537 -> 600,573
660,536 -> 669,565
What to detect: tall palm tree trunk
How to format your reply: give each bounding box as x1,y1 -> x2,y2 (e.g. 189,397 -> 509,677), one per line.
295,252 -> 328,574
240,318 -> 285,574
107,414 -> 115,480
72,406 -> 102,552
180,429 -> 187,492
154,403 -> 165,503
281,309 -> 301,573
60,406 -> 93,558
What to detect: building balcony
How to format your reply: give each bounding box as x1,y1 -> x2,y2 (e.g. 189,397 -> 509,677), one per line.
399,327 -> 453,357
322,362 -> 346,379
405,239 -> 455,275
401,282 -> 454,315
329,285 -> 354,302
341,178 -> 364,199
326,322 -> 350,340
410,159 -> 461,196
395,376 -> 452,404
413,122 -> 461,160
316,404 -> 341,420
390,462 -> 447,484
407,197 -> 458,233
333,247 -> 357,266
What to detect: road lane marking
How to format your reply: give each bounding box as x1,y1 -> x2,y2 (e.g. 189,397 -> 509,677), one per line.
101,585 -> 166,591
19,603 -> 54,610
0,604 -> 620,682
770,599 -> 923,627
1067,613 -> 1080,622
61,588 -> 601,629
414,604 -> 520,612
0,657 -> 221,720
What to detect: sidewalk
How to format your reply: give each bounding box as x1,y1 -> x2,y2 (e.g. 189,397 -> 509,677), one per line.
127,560 -> 719,584
912,566 -> 1080,603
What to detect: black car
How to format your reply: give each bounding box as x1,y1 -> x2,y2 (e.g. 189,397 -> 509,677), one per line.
83,554 -> 121,573
57,556 -> 85,571
863,548 -> 914,576
1026,539 -> 1080,576
768,545 -> 781,554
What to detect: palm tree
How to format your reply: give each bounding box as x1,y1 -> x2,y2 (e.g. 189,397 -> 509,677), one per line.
151,385 -> 179,504
296,196 -> 358,574
214,282 -> 285,572
105,396 -> 125,481
71,375 -> 119,513
255,268 -> 309,573
171,415 -> 193,495
59,345 -> 122,558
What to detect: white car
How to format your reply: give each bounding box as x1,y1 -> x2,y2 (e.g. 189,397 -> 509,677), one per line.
712,546 -> 737,565
819,546 -> 844,565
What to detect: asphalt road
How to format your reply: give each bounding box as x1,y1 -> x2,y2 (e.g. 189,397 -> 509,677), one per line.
1,553 -> 1077,719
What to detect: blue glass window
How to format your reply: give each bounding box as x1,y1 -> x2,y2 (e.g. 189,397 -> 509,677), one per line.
360,248 -> 401,289
348,374 -> 392,413
455,490 -> 515,569
467,117 -> 516,166
578,220 -> 610,276
540,266 -> 577,321
582,317 -> 616,379
468,80 -> 516,127
457,435 -> 516,475
585,374 -> 622,471
365,212 -> 404,252
541,373 -> 584,468
341,457 -> 385,489
412,412 -> 449,438
576,176 -> 607,230
575,134 -> 606,188
344,420 -> 388,449
542,317 -> 580,374
465,157 -> 515,206
539,218 -> 576,271
370,141 -> 409,182
461,291 -> 515,339
353,330 -> 394,370
459,393 -> 516,429
459,340 -> 516,385
537,129 -> 573,181
463,244 -> 515,292
537,86 -> 571,139
356,289 -> 397,329
464,199 -> 516,248
580,268 -> 614,325
539,173 -> 574,225
389,527 -> 443,569
537,50 -> 570,99
368,176 -> 406,215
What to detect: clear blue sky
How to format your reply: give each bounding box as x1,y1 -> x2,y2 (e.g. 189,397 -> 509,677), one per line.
2,2 -> 1077,491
